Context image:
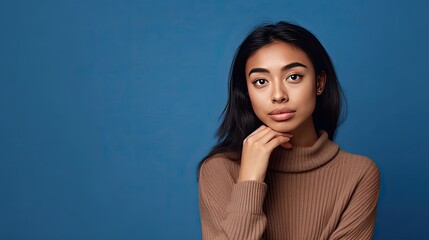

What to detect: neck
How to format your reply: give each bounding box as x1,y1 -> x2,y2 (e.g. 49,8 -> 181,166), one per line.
269,129 -> 339,173
289,118 -> 318,147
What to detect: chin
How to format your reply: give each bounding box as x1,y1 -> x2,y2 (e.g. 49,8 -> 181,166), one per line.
265,121 -> 297,133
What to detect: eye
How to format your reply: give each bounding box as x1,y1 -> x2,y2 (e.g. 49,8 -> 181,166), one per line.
253,79 -> 267,86
287,74 -> 303,82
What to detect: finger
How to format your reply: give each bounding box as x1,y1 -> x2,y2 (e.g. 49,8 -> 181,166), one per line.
246,125 -> 269,140
256,129 -> 291,145
256,126 -> 293,138
246,126 -> 293,142
251,125 -> 268,135
266,136 -> 292,150
275,132 -> 293,138
281,142 -> 293,149
268,128 -> 293,138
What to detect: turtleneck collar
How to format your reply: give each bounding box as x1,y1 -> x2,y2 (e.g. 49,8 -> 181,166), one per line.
268,130 -> 339,173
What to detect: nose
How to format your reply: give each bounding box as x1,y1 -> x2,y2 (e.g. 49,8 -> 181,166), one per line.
272,83 -> 288,103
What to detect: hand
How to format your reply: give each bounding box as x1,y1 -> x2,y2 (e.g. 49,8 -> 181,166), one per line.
238,125 -> 293,182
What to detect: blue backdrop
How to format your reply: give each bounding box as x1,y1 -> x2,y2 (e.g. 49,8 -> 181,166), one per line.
1,0 -> 428,239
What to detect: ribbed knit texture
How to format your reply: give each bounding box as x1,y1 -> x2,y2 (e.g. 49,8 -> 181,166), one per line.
198,130 -> 380,240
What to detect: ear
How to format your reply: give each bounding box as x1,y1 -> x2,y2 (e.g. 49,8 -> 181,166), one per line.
316,71 -> 327,95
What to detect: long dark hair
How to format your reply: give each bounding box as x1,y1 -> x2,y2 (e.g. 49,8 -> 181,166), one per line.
197,21 -> 347,178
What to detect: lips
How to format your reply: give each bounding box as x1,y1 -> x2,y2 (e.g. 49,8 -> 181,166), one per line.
269,108 -> 295,115
268,108 -> 296,121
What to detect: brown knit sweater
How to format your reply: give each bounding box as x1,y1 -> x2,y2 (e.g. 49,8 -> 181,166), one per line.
198,130 -> 380,240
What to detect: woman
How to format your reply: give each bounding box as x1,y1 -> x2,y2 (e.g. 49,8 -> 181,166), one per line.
197,21 -> 380,240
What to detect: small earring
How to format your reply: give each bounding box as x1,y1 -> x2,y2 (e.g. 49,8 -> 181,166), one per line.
317,89 -> 322,94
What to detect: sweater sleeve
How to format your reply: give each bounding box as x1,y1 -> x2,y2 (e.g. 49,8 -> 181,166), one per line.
328,160 -> 381,240
198,157 -> 267,240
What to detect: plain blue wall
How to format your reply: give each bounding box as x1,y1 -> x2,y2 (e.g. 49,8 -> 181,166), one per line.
1,0 -> 429,239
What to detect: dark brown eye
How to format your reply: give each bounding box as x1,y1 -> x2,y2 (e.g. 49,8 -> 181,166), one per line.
287,74 -> 303,81
254,79 -> 267,86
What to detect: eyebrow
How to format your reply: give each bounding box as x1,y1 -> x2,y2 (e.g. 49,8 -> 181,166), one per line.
248,62 -> 307,76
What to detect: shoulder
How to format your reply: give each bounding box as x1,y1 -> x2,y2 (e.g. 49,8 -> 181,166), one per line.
336,149 -> 380,183
199,152 -> 241,184
198,153 -> 241,201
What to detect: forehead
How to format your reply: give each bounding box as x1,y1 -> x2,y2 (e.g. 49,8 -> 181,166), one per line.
245,41 -> 313,73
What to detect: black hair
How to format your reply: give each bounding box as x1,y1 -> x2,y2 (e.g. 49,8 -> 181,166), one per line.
196,21 -> 347,179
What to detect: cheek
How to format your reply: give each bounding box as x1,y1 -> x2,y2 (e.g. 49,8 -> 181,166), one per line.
297,91 -> 317,114
289,83 -> 316,112
248,89 -> 267,115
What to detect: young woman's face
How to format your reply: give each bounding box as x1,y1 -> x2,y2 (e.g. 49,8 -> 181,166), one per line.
245,41 -> 324,135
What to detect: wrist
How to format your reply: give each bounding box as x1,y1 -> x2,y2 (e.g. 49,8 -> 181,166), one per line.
238,173 -> 265,183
